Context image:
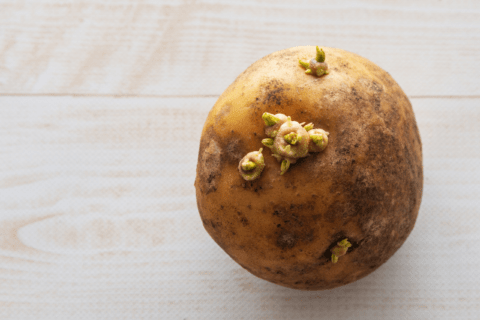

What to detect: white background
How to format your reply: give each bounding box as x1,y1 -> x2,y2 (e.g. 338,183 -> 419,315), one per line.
1,1 -> 479,319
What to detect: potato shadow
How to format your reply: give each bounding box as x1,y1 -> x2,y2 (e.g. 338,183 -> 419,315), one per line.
240,240 -> 422,320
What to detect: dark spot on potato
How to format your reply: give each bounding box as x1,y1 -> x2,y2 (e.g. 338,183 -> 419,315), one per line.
223,139 -> 245,164
241,180 -> 264,193
336,146 -> 351,155
271,202 -> 318,249
304,280 -> 315,286
371,81 -> 383,93
195,133 -> 222,195
351,87 -> 362,102
277,232 -> 297,249
210,220 -> 222,230
261,80 -> 289,106
215,104 -> 232,125
303,230 -> 314,243
317,257 -> 330,267
237,211 -> 250,227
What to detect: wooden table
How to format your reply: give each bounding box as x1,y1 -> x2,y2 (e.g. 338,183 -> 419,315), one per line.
1,1 -> 479,319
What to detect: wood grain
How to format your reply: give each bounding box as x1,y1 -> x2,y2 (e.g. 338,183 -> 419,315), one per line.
0,96 -> 479,319
1,0 -> 479,318
1,0 -> 479,97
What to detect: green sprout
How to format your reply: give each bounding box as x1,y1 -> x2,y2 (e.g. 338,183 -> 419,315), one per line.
280,159 -> 290,175
272,154 -> 283,162
299,46 -> 329,77
304,123 -> 314,132
268,130 -> 278,138
262,138 -> 274,148
284,132 -> 302,145
299,60 -> 310,69
331,238 -> 352,264
316,68 -> 327,76
239,148 -> 265,181
331,254 -> 338,264
316,46 -> 325,63
286,116 -> 292,127
256,113 -> 330,177
311,134 -> 324,145
241,161 -> 257,171
262,112 -> 280,126
338,239 -> 352,248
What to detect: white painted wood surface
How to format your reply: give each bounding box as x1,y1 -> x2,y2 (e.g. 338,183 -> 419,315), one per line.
1,0 -> 479,97
1,1 -> 479,319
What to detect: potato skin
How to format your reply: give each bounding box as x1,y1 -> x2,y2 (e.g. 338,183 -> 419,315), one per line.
194,46 -> 423,290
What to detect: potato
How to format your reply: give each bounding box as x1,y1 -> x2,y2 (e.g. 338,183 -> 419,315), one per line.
194,46 -> 423,290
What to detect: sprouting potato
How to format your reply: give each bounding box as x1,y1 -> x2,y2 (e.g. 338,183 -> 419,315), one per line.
195,46 -> 423,290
